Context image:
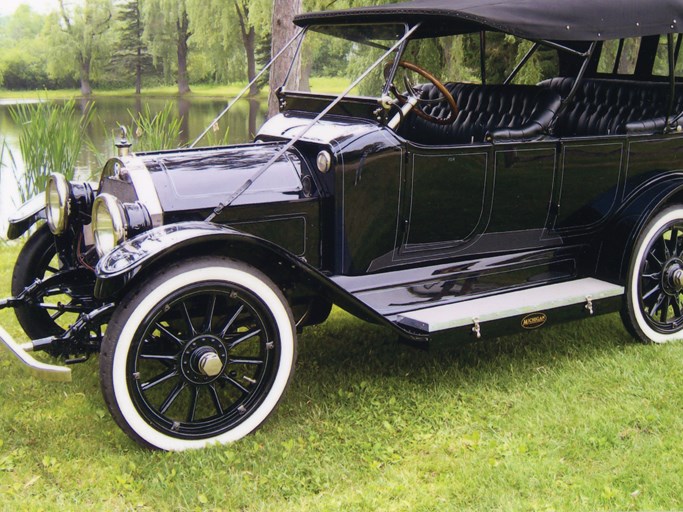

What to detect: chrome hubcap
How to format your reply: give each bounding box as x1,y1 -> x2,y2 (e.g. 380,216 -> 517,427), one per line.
198,350 -> 223,377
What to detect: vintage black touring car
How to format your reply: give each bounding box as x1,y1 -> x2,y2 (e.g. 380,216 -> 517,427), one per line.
2,0 -> 683,450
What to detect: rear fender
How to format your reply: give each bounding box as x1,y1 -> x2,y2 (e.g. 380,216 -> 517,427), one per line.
595,175 -> 683,283
94,221 -> 427,342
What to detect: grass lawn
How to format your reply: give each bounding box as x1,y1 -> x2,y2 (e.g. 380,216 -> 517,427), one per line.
1,242 -> 683,510
0,78 -> 349,101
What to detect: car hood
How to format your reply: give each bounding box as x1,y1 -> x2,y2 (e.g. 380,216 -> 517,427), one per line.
130,143 -> 305,213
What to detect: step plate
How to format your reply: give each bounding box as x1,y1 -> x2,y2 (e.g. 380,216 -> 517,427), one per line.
395,278 -> 624,333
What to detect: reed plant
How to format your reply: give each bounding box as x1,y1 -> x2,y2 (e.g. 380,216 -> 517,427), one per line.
127,102 -> 183,152
9,100 -> 94,202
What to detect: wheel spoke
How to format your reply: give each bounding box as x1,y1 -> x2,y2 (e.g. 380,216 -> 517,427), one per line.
208,384 -> 224,416
159,381 -> 187,415
669,228 -> 680,256
155,322 -> 184,347
227,328 -> 262,350
228,356 -> 264,365
181,302 -> 197,337
650,293 -> 666,318
660,236 -> 671,260
642,283 -> 662,303
661,296 -> 671,322
203,294 -> 217,333
141,368 -> 179,391
139,353 -> 179,362
220,375 -> 250,394
187,386 -> 200,423
672,296 -> 682,318
219,305 -> 244,338
648,251 -> 664,268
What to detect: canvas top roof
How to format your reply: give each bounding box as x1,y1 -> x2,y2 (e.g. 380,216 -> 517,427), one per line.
294,0 -> 683,41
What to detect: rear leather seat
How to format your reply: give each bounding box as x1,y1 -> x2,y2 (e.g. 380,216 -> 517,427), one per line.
539,77 -> 683,136
400,83 -> 562,145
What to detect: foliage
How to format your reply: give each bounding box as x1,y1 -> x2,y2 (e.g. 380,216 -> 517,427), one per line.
142,0 -> 192,93
9,100 -> 94,202
127,102 -> 184,151
110,0 -> 155,94
1,243 -> 683,510
0,0 -> 568,95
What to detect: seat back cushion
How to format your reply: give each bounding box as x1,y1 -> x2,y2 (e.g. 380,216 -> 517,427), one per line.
539,77 -> 683,137
400,83 -> 561,145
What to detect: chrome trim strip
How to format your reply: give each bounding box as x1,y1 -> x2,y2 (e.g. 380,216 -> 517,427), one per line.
121,156 -> 163,228
396,278 -> 625,333
0,326 -> 72,382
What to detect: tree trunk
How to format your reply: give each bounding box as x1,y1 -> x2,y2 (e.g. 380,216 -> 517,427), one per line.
176,9 -> 191,94
235,2 -> 259,98
268,0 -> 302,117
135,0 -> 142,95
245,27 -> 258,97
135,46 -> 142,94
80,59 -> 92,96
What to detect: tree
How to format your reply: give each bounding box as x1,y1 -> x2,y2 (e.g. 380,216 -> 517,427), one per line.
142,0 -> 192,94
57,0 -> 114,96
113,0 -> 153,94
268,0 -> 301,116
187,0 -> 270,94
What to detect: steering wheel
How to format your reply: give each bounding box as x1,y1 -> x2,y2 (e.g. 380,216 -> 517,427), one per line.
386,60 -> 459,125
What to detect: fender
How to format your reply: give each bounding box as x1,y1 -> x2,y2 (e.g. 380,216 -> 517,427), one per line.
6,194 -> 46,240
595,172 -> 683,283
94,221 -> 428,342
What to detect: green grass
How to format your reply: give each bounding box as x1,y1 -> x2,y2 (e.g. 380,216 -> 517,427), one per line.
1,243 -> 683,510
0,78 -> 349,101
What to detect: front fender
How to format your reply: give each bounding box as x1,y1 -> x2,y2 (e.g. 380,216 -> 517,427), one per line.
94,221 -> 426,341
595,172 -> 683,283
7,194 -> 46,240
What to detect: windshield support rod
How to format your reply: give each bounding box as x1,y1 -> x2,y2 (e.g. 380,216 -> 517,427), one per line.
480,31 -> 487,85
549,41 -> 597,134
191,29 -> 305,148
205,23 -> 422,222
538,39 -> 591,58
504,42 -> 540,85
667,33 -> 676,131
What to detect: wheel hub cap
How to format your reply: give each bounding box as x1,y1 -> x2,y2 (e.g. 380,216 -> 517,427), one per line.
180,335 -> 227,384
198,350 -> 223,377
662,259 -> 683,295
673,268 -> 683,291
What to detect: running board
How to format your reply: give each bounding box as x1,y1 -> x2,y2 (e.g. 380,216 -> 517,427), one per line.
395,278 -> 624,333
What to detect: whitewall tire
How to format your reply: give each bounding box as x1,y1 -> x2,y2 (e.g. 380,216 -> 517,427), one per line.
622,206 -> 683,343
99,256 -> 296,451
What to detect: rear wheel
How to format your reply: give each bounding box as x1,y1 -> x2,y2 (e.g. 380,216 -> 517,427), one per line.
622,206 -> 683,343
99,256 -> 296,451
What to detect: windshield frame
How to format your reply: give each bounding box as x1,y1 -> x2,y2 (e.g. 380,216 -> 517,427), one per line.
280,22 -> 412,101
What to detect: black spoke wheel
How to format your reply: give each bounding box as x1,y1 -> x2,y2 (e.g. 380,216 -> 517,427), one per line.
623,206 -> 683,342
11,224 -> 95,339
100,256 -> 296,451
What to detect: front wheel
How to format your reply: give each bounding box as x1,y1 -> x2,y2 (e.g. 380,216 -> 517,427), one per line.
99,256 -> 296,451
622,205 -> 683,343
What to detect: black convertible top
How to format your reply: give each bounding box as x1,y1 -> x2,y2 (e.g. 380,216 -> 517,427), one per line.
294,0 -> 683,41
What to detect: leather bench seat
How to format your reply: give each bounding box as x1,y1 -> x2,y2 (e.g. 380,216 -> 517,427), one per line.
399,83 -> 562,145
539,77 -> 683,136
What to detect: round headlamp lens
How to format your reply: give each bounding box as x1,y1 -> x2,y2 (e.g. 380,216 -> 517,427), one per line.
45,173 -> 70,235
92,194 -> 126,257
316,150 -> 332,173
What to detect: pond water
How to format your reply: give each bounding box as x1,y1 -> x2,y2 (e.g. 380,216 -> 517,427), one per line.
0,95 -> 267,234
